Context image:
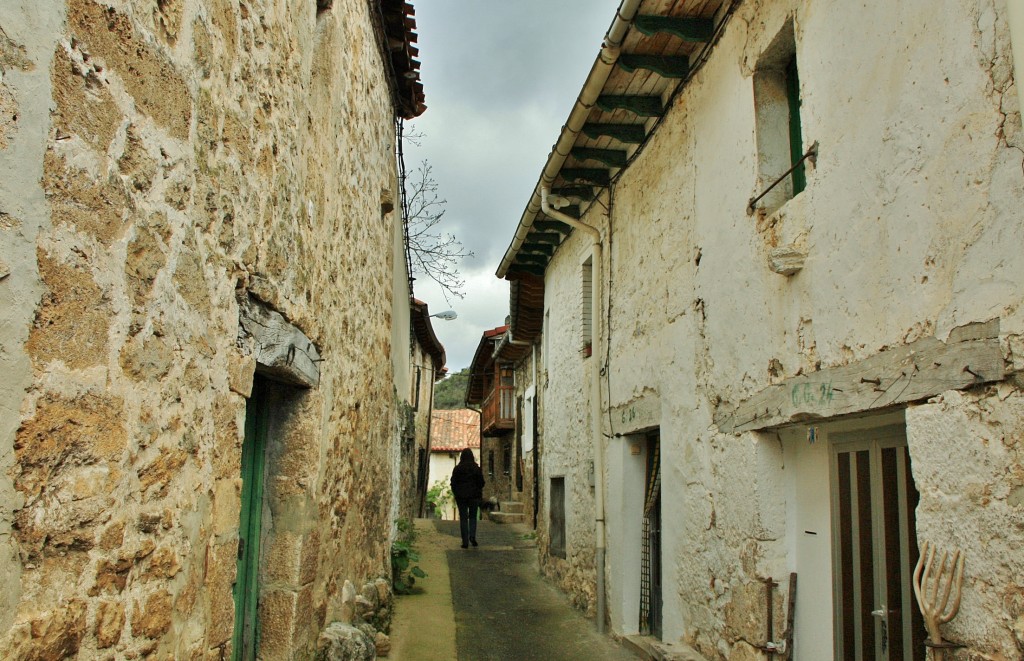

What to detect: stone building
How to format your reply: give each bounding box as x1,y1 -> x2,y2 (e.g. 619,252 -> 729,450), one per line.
398,298 -> 446,521
426,408 -> 480,520
0,0 -> 427,658
496,0 -> 1024,659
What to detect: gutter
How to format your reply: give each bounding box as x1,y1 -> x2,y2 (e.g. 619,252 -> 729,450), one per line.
495,0 -> 643,279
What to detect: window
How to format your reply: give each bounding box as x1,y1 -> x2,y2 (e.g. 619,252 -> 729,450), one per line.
753,22 -> 805,214
413,366 -> 421,410
581,257 -> 593,357
550,477 -> 566,558
488,450 -> 495,479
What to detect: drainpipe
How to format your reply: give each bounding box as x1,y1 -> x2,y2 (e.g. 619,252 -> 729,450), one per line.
541,186 -> 609,633
1008,0 -> 1024,122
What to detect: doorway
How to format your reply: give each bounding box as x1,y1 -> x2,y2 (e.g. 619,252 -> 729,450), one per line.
233,377 -> 268,660
640,430 -> 662,639
830,424 -> 924,661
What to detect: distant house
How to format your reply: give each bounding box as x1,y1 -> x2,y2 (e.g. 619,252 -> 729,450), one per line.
401,299 -> 447,520
427,409 -> 480,519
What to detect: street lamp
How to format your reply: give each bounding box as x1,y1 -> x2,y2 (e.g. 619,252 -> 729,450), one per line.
429,310 -> 458,321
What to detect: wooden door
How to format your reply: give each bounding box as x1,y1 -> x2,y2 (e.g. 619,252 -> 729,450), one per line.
232,379 -> 267,660
831,425 -> 924,661
640,431 -> 662,639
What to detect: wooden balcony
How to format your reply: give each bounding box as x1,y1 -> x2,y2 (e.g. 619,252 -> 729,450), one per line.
481,384 -> 515,434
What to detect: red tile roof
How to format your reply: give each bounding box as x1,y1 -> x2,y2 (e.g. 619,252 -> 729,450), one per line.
430,409 -> 480,452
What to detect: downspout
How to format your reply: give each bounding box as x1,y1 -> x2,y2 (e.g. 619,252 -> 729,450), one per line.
541,185 -> 608,633
1008,0 -> 1024,122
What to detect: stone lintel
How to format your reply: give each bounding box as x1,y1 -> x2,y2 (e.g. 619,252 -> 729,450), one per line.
238,295 -> 320,388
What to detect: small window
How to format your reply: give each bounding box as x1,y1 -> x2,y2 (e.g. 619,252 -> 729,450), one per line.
413,366 -> 422,410
550,477 -> 566,558
753,22 -> 805,214
488,450 -> 495,479
581,257 -> 593,357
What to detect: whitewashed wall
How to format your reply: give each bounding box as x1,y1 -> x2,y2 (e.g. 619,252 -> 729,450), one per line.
538,0 -> 1023,658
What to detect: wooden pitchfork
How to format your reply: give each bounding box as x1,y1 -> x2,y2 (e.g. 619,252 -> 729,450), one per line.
912,540 -> 965,661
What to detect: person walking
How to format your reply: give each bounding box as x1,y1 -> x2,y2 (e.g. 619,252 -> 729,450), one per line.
450,448 -> 485,548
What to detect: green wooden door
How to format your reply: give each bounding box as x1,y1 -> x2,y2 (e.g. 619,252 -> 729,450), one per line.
233,379 -> 267,660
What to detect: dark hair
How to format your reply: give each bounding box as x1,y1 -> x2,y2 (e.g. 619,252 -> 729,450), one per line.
459,448 -> 475,464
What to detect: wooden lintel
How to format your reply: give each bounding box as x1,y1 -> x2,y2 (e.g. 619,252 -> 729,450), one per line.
618,54 -> 690,79
571,147 -> 628,168
713,320 -> 1004,434
238,295 -> 321,388
533,219 -> 574,234
560,168 -> 611,186
581,123 -> 646,144
551,185 -> 596,200
596,94 -> 664,118
633,15 -> 714,42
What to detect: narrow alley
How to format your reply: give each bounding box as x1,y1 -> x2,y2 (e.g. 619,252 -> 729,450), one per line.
390,520 -> 638,661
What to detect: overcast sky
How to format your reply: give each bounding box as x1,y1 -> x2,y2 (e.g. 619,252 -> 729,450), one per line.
406,0 -> 619,372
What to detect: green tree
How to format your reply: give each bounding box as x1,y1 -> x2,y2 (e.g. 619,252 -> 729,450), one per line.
433,367 -> 470,409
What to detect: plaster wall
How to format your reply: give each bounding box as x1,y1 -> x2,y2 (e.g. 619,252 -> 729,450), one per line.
538,0 -> 1024,658
0,0 -> 409,657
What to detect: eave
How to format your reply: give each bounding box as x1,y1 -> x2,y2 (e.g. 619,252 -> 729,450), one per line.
496,0 -> 734,279
379,0 -> 426,119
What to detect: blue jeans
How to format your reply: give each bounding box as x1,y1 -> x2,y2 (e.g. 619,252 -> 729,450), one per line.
456,498 -> 480,545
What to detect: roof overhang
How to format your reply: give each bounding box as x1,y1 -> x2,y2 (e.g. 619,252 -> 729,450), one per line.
410,298 -> 446,376
496,0 -> 733,279
378,0 -> 426,119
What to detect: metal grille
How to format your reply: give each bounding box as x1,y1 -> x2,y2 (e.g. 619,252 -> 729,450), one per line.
640,441 -> 661,635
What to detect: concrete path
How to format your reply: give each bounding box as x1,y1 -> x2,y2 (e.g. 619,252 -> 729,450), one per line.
390,518 -> 637,661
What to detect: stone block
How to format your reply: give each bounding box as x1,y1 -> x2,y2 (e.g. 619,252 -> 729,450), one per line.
26,249 -> 111,369
204,541 -> 237,648
16,600 -> 88,661
131,589 -> 173,639
228,352 -> 256,397
264,531 -> 304,586
137,447 -> 188,497
211,478 -> 242,536
125,211 -> 170,306
143,546 -> 181,581
67,0 -> 191,140
95,600 -> 125,648
315,622 -> 375,661
42,151 -> 130,244
258,589 -> 301,660
51,46 -> 120,151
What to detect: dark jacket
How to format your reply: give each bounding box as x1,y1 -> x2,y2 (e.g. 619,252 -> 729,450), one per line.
451,457 -> 485,501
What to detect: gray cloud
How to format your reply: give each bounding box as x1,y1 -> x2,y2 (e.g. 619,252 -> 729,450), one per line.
406,1 -> 618,371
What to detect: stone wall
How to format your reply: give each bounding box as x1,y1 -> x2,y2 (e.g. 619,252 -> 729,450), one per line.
0,0 -> 410,658
537,0 -> 1023,658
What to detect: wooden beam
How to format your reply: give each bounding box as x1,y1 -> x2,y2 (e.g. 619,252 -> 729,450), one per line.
713,320 -> 1004,434
507,265 -> 546,278
618,54 -> 690,78
238,295 -> 321,388
571,147 -> 628,168
597,95 -> 664,117
528,232 -> 562,245
515,253 -> 550,266
519,243 -> 555,256
533,219 -> 573,234
582,123 -> 646,144
551,185 -> 596,200
633,15 -> 714,42
560,168 -> 611,186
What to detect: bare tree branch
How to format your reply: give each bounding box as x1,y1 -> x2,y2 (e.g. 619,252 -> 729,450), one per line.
403,159 -> 473,302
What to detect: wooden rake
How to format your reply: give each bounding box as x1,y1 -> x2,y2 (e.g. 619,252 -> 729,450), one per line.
912,540 -> 965,661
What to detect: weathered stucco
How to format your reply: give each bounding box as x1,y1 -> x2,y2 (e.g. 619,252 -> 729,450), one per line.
536,0 -> 1023,658
0,0 -> 412,658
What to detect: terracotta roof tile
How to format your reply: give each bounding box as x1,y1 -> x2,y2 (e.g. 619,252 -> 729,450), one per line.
430,409 -> 480,452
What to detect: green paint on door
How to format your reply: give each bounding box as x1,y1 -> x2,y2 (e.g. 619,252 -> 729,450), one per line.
786,55 -> 806,195
232,378 -> 268,660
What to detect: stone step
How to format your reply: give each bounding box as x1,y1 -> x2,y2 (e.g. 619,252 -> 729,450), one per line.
499,501 -> 525,514
488,511 -> 525,524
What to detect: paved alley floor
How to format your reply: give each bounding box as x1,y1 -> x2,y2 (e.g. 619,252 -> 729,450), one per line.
390,518 -> 637,661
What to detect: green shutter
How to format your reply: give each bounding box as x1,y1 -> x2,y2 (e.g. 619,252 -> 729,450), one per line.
233,380 -> 267,660
786,55 -> 806,195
